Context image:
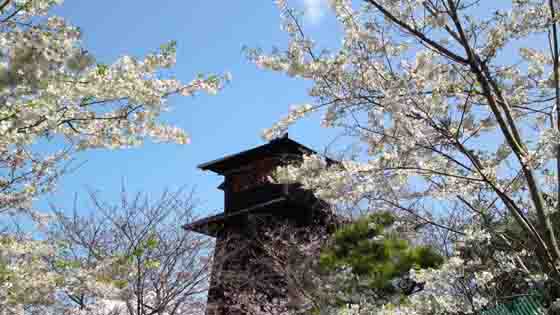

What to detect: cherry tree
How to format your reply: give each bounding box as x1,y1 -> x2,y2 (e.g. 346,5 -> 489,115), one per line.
45,187 -> 212,315
248,0 -> 560,313
0,0 -> 226,313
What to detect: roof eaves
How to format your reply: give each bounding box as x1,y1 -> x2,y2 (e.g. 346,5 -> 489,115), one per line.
182,197 -> 289,235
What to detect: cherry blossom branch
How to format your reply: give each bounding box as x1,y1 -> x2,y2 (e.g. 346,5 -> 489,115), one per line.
365,0 -> 469,65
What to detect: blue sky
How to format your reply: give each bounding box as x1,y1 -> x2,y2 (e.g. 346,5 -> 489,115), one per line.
40,0 -> 344,217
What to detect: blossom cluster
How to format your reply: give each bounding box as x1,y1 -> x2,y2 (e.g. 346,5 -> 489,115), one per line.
0,0 -> 228,221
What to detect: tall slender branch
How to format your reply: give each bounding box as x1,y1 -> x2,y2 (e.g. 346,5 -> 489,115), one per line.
549,0 -> 560,216
445,0 -> 560,268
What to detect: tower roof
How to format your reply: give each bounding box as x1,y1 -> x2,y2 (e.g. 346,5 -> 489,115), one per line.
197,136 -> 317,175
184,135 -> 336,237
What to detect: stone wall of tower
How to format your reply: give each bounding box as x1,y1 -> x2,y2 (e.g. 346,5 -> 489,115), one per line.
205,216 -> 285,315
204,209 -> 340,315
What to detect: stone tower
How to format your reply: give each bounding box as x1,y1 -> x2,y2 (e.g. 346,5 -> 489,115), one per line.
183,136 -> 336,315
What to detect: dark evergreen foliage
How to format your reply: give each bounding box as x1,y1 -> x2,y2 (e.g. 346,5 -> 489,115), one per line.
319,212 -> 443,299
